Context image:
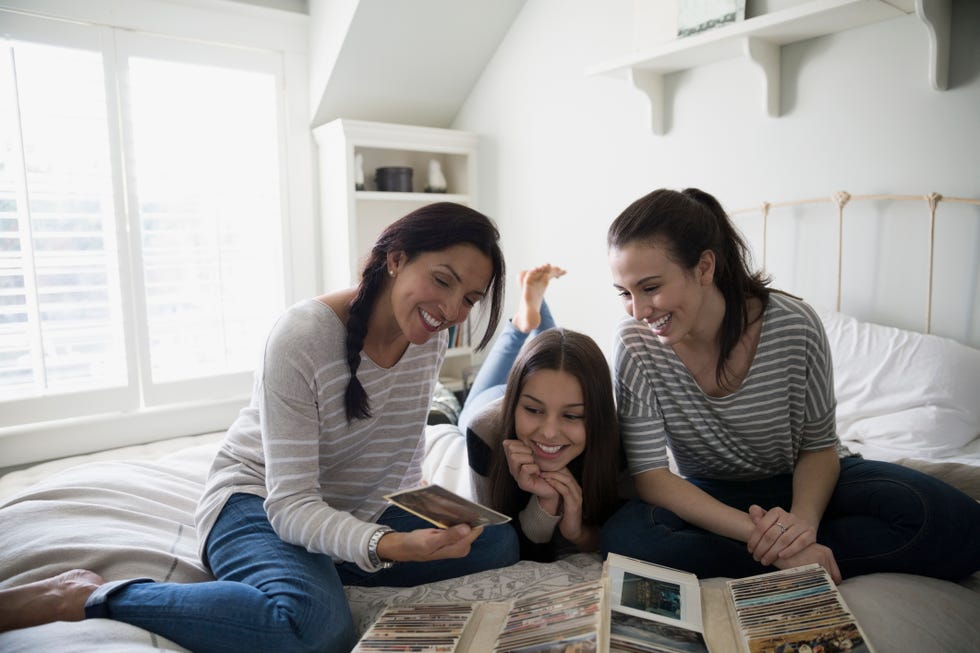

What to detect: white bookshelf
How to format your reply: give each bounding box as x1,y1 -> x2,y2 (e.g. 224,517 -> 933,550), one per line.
313,118 -> 481,381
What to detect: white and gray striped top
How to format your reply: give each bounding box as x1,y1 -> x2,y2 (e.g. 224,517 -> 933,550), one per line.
195,299 -> 446,571
614,293 -> 841,481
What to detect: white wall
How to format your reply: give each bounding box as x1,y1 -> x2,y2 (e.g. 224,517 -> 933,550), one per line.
453,0 -> 980,357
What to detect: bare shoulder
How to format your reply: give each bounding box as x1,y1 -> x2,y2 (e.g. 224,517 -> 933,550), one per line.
314,288 -> 356,324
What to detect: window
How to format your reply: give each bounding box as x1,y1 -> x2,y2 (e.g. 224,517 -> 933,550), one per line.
1,37 -> 128,402
0,6 -> 307,464
122,43 -> 285,405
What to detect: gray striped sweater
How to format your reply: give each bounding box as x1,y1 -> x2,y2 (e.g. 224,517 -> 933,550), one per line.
614,293 -> 841,481
195,299 -> 446,571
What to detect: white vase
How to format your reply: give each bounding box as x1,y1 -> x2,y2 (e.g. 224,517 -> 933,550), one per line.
425,159 -> 447,193
354,152 -> 365,190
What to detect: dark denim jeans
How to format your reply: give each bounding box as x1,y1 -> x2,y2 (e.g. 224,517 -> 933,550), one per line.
85,493 -> 519,653
600,457 -> 980,581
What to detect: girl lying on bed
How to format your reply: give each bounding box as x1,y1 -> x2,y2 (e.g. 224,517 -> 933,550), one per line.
464,265 -> 624,561
0,203 -> 519,653
600,187 -> 980,584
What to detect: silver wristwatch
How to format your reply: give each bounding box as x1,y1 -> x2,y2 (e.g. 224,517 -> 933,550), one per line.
367,527 -> 394,570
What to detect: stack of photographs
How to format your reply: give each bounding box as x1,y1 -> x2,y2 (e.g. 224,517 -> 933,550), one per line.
727,564 -> 874,653
492,579 -> 604,652
353,603 -> 475,652
352,579 -> 604,653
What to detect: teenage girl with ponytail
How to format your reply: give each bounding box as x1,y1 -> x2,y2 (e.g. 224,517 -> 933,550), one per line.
0,203 -> 518,652
601,187 -> 980,584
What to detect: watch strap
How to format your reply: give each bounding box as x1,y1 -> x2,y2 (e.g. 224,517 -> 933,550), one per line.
367,526 -> 394,570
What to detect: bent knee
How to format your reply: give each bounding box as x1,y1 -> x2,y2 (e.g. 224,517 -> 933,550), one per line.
280,605 -> 356,653
481,524 -> 520,568
264,581 -> 356,653
858,479 -> 928,533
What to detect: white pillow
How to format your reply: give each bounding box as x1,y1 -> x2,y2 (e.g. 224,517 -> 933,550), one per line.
817,308 -> 980,458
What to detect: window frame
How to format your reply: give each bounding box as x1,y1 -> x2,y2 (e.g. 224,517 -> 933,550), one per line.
0,0 -> 315,468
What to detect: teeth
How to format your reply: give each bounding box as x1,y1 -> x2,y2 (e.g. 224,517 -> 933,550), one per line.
420,309 -> 442,329
537,443 -> 562,454
651,313 -> 671,329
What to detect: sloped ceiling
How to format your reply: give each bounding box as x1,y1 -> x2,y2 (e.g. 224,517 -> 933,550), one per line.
310,0 -> 526,129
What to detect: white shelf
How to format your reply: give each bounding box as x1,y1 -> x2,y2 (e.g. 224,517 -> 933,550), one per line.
356,191 -> 470,204
313,118 -> 479,291
313,118 -> 480,375
586,0 -> 950,134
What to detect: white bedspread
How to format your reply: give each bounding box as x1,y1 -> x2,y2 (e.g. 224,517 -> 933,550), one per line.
1,431 -> 979,652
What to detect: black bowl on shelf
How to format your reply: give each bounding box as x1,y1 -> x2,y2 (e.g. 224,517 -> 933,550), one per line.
375,166 -> 413,192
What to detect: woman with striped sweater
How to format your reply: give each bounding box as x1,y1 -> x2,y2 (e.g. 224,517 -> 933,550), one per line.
0,203 -> 518,652
600,187 -> 980,584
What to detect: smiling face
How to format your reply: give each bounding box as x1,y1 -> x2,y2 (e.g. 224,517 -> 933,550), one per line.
513,368 -> 587,472
608,239 -> 715,346
388,243 -> 493,345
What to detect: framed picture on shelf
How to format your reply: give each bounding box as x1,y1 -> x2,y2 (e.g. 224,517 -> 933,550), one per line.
676,0 -> 746,37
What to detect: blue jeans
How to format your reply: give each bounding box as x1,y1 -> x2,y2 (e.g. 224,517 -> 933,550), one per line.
457,300 -> 556,432
600,457 -> 980,581
85,493 -> 519,653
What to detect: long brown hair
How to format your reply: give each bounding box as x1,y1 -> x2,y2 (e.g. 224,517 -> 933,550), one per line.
607,188 -> 771,391
345,202 -> 506,421
488,328 -> 620,527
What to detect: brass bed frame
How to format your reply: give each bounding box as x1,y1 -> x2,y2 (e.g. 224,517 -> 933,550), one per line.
730,192 -> 980,341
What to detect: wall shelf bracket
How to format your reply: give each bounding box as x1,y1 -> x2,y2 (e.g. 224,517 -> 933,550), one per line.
743,36 -> 781,117
916,0 -> 951,91
628,68 -> 666,135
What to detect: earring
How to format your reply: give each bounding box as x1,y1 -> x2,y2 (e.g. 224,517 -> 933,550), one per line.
388,269 -> 395,277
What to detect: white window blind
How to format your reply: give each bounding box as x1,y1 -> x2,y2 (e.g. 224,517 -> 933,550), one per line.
0,38 -> 127,401
0,11 -> 287,433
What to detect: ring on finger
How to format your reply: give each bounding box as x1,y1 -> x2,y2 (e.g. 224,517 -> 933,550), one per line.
776,521 -> 789,533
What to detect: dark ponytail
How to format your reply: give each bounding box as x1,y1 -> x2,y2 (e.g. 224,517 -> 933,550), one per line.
344,202 -> 506,421
607,188 -> 770,391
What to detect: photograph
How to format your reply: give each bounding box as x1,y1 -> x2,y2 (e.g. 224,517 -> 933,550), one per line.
620,572 -> 681,620
385,484 -> 511,529
605,553 -> 703,630
506,632 -> 598,653
746,622 -> 871,653
609,611 -> 708,653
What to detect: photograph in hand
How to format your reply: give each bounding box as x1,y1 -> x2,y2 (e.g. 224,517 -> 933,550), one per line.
385,484 -> 512,529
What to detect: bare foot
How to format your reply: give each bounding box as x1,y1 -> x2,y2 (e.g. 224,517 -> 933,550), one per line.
512,264 -> 566,333
0,569 -> 104,632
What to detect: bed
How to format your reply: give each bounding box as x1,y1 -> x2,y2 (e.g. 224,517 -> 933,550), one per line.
2,192 -> 979,652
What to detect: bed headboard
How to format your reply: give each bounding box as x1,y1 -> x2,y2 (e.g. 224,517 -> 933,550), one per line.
730,192 -> 980,349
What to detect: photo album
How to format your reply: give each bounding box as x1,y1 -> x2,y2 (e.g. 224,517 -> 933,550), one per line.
724,563 -> 873,653
605,553 -> 707,652
352,577 -> 608,652
605,554 -> 874,653
351,551 -> 875,653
